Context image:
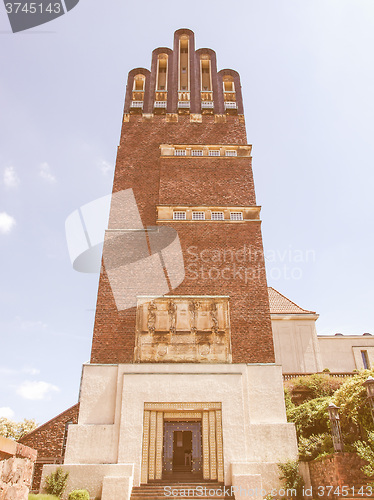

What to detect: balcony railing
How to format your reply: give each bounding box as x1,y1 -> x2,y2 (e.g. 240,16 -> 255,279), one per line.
130,101 -> 144,108
201,101 -> 214,109
224,101 -> 237,110
283,372 -> 354,381
178,101 -> 190,108
154,101 -> 167,108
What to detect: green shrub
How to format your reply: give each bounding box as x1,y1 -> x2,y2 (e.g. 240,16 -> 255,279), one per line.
29,495 -> 60,500
284,387 -> 295,412
333,370 -> 374,434
298,433 -> 333,461
278,460 -> 304,499
68,490 -> 90,500
354,430 -> 374,477
285,374 -> 345,404
287,397 -> 330,438
44,467 -> 69,497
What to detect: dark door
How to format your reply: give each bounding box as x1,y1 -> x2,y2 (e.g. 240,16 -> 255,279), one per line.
173,431 -> 192,470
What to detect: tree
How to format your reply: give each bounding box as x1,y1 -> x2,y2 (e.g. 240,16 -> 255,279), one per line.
0,417 -> 38,440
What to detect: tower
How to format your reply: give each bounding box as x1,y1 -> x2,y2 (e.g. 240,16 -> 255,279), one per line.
42,29 -> 298,500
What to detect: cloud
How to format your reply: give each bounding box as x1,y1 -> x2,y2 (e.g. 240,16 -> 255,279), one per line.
22,367 -> 40,375
0,366 -> 40,376
0,407 -> 15,419
0,212 -> 16,234
98,159 -> 113,175
38,162 -> 56,183
3,166 -> 20,188
16,380 -> 59,401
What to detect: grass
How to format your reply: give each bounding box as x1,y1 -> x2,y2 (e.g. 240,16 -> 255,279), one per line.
29,495 -> 60,500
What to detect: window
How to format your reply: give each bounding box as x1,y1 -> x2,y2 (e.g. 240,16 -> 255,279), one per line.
211,212 -> 224,220
62,420 -> 73,456
200,57 -> 212,92
230,212 -> 243,221
209,150 -> 220,157
362,350 -> 370,369
179,36 -> 189,91
223,76 -> 235,93
174,149 -> 186,156
192,211 -> 205,220
225,150 -> 237,157
191,150 -> 203,156
173,211 -> 186,220
156,54 -> 168,92
133,74 -> 145,92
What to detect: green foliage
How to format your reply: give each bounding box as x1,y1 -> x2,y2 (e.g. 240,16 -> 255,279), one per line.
44,467 -> 69,497
354,431 -> 374,477
29,495 -> 60,500
68,490 -> 90,500
285,374 -> 345,404
287,397 -> 330,438
278,460 -> 304,499
332,370 -> 374,433
284,388 -> 295,412
298,433 -> 334,461
0,417 -> 38,440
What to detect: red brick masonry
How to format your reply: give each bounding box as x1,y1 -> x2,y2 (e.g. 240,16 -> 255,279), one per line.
309,453 -> 373,499
19,403 -> 79,492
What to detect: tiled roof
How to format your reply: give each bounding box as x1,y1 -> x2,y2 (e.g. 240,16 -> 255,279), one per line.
268,287 -> 316,314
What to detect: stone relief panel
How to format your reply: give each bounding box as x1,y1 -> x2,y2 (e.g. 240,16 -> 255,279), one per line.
134,296 -> 231,363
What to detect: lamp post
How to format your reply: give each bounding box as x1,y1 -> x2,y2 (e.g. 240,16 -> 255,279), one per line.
363,376 -> 374,424
328,403 -> 344,452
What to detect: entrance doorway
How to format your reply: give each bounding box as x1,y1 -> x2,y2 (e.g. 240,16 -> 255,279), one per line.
173,431 -> 192,471
140,403 -> 224,483
163,422 -> 202,476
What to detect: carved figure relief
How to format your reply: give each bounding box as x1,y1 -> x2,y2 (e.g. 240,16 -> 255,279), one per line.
168,300 -> 177,334
189,300 -> 200,334
147,300 -> 157,334
136,296 -> 231,363
210,302 -> 219,334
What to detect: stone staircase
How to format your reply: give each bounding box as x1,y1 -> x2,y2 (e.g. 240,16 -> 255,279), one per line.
130,473 -> 235,499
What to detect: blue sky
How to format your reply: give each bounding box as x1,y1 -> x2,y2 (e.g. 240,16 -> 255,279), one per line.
1,0 -> 374,424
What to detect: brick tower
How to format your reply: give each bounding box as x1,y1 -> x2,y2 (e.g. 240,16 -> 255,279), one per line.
42,29 -> 298,500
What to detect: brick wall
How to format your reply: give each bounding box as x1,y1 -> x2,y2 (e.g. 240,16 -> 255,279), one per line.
309,453 -> 372,498
90,113 -> 275,365
18,403 -> 79,492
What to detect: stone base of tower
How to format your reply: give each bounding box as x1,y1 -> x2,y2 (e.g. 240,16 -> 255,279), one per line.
41,363 -> 297,499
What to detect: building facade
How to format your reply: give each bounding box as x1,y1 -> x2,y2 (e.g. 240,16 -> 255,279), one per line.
39,29 -> 299,499
22,28 -> 374,499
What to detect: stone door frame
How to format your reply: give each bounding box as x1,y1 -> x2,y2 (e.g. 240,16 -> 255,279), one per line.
140,402 -> 224,483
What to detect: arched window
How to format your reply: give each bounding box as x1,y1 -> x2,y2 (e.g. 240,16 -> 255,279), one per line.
222,75 -> 238,111
133,74 -> 145,93
156,54 -> 168,91
200,56 -> 212,92
179,35 -> 190,92
223,75 -> 235,95
131,74 -> 146,108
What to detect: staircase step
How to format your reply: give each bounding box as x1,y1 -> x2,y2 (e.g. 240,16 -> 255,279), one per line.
130,481 -> 235,500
